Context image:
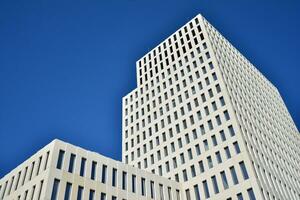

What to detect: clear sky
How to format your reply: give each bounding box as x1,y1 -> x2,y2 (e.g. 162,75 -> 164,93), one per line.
0,0 -> 299,178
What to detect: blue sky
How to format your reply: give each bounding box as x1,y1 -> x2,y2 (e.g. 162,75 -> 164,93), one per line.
0,0 -> 299,178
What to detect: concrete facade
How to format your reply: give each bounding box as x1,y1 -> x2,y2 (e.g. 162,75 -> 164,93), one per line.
1,14 -> 299,200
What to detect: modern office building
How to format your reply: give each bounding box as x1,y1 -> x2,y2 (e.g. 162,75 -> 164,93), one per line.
121,14 -> 300,200
1,14 -> 299,200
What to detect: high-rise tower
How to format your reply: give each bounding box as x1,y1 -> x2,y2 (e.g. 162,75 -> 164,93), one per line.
122,14 -> 300,200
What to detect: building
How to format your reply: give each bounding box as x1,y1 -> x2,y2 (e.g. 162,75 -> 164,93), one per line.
1,14 -> 300,200
121,14 -> 300,200
0,139 -> 182,200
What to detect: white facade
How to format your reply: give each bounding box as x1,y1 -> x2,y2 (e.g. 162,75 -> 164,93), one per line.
1,14 -> 300,200
122,14 -> 300,200
0,139 -> 182,200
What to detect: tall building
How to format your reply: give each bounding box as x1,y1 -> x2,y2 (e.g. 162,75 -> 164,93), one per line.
122,14 -> 300,200
1,14 -> 299,200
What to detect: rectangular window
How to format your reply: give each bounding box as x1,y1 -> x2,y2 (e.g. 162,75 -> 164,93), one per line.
159,184 -> 164,200
224,147 -> 231,159
68,154 -> 76,173
64,182 -> 72,200
228,125 -> 235,136
89,189 -> 95,200
220,171 -> 229,189
216,151 -> 222,163
112,168 -> 117,187
100,193 -> 106,200
56,150 -> 65,169
185,189 -> 191,200
233,142 -> 241,154
230,166 -> 239,185
132,175 -> 136,193
150,181 -> 155,199
247,188 -> 256,200
237,193 -> 243,200
211,175 -> 219,194
91,161 -> 97,180
77,186 -> 83,200
194,185 -> 201,200
141,178 -> 146,196
202,180 -> 210,198
51,179 -> 60,200
101,165 -> 107,183
80,158 -> 86,177
239,161 -> 249,180
122,171 -> 127,190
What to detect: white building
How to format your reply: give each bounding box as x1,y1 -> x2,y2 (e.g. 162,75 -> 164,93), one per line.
122,14 -> 300,200
1,14 -> 300,200
0,139 -> 183,200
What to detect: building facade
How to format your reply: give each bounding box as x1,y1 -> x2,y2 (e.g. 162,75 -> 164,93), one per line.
122,14 -> 300,200
1,14 -> 300,200
0,139 -> 183,200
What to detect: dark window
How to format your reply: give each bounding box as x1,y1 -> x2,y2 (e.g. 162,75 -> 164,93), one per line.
112,168 -> 117,187
247,188 -> 256,200
56,150 -> 65,169
230,166 -> 239,185
100,193 -> 106,200
91,161 -> 97,180
68,154 -> 76,173
64,182 -> 72,200
89,189 -> 95,200
101,165 -> 107,183
141,178 -> 146,196
239,161 -> 249,180
80,158 -> 86,177
194,184 -> 201,200
202,180 -> 210,198
51,179 -> 60,200
211,176 -> 219,194
220,171 -> 229,189
77,186 -> 83,200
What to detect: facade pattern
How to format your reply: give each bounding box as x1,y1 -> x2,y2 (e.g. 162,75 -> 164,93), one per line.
1,14 -> 299,200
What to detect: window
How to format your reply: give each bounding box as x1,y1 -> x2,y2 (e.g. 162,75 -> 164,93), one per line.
64,182 -> 72,200
56,150 -> 65,169
237,193 -> 243,200
150,181 -> 155,199
224,110 -> 230,121
228,125 -> 235,136
216,151 -> 222,163
224,147 -> 231,159
220,171 -> 229,189
122,171 -> 127,190
159,184 -> 164,200
80,158 -> 86,176
112,168 -> 117,187
230,166 -> 239,185
51,179 -> 60,200
132,175 -> 136,193
202,180 -> 210,198
239,161 -> 249,180
247,188 -> 256,200
101,165 -> 107,183
199,161 -> 204,173
211,176 -> 219,194
233,142 -> 241,154
194,185 -> 201,200
77,186 -> 83,200
68,154 -> 76,173
220,130 -> 226,141
100,193 -> 106,200
183,169 -> 188,182
89,189 -> 95,200
112,196 -> 117,200
91,161 -> 97,180
185,189 -> 191,200
141,178 -> 146,196
207,156 -> 213,168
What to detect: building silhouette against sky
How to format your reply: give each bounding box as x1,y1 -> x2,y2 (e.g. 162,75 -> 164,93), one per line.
1,14 -> 299,200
